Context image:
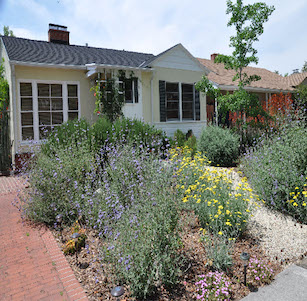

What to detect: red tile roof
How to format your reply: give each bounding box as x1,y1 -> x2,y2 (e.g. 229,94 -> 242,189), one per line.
197,58 -> 306,92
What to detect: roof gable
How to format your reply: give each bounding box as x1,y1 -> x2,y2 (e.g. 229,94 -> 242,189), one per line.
147,44 -> 209,73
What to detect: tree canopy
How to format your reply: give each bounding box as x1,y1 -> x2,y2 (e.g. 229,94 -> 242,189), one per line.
196,0 -> 275,121
2,26 -> 15,37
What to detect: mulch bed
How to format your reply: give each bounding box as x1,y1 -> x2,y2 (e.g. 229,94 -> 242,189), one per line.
52,210 -> 283,300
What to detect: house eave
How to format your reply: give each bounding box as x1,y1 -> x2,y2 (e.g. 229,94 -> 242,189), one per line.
85,63 -> 153,78
216,84 -> 293,93
10,60 -> 87,70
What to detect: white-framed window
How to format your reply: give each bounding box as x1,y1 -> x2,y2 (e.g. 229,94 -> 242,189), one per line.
165,82 -> 195,121
18,80 -> 80,142
97,70 -> 139,104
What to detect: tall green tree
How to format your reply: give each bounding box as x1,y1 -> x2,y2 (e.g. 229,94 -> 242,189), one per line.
302,61 -> 307,73
2,26 -> 15,37
197,0 -> 275,126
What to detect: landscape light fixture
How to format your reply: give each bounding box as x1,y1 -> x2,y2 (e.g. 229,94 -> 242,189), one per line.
111,286 -> 125,300
71,232 -> 80,263
56,214 -> 63,241
240,252 -> 250,286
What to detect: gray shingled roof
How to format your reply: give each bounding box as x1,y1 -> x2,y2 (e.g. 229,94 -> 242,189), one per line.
1,36 -> 155,68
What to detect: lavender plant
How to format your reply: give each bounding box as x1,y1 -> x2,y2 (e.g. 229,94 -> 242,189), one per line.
99,145 -> 180,298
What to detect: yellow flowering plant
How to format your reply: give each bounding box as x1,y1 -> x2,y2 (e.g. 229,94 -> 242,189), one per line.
171,147 -> 258,239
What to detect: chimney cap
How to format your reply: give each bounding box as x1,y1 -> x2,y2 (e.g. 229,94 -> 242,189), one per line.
49,23 -> 68,31
211,53 -> 219,61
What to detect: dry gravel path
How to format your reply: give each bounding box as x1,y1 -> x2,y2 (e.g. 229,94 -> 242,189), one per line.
227,168 -> 307,265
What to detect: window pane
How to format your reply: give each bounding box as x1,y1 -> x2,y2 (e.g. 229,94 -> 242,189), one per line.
39,126 -> 51,140
125,90 -> 133,103
22,127 -> 34,140
167,110 -> 179,119
182,84 -> 193,93
21,98 -> 33,111
38,84 -> 50,97
182,84 -> 194,120
166,82 -> 178,93
68,85 -> 78,97
182,106 -> 193,119
21,113 -> 33,126
52,112 -> 63,125
20,83 -> 32,96
125,79 -> 133,103
51,84 -> 62,97
166,82 -> 179,120
39,113 -> 51,125
38,98 -> 50,111
51,98 -> 63,110
68,98 -> 78,110
68,112 -> 78,121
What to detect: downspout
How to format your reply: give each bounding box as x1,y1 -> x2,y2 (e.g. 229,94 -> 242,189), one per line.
150,70 -> 156,124
10,63 -> 17,169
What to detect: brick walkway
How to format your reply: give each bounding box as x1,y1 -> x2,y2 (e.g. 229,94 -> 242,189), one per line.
0,176 -> 88,301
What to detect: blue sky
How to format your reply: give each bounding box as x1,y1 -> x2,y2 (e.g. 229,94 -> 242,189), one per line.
1,0 -> 306,75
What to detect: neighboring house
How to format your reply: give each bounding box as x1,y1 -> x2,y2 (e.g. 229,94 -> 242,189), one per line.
283,72 -> 307,88
0,24 -> 209,166
198,54 -> 295,123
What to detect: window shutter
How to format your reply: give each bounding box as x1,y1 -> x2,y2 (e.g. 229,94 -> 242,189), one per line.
159,80 -> 166,122
133,78 -> 138,103
195,88 -> 200,120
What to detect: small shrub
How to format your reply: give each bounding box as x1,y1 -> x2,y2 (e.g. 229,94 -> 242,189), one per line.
200,229 -> 233,272
195,271 -> 232,301
173,129 -> 185,147
241,122 -> 307,223
63,221 -> 87,255
198,125 -> 240,167
248,256 -> 274,285
184,135 -> 197,156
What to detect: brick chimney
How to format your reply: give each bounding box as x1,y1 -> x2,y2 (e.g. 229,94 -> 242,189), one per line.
48,24 -> 69,45
211,53 -> 219,61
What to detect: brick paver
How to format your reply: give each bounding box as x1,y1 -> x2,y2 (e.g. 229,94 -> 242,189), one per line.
0,176 -> 88,301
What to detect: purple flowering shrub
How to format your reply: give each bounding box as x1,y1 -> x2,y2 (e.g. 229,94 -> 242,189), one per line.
99,145 -> 180,298
20,141 -> 98,225
248,256 -> 274,285
241,122 -> 307,223
195,271 -> 232,301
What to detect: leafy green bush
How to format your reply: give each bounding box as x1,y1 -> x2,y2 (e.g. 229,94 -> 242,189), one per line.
184,135 -> 197,156
42,117 -> 168,156
200,230 -> 233,272
198,125 -> 240,166
173,129 -> 185,147
241,122 -> 307,223
41,118 -> 92,157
